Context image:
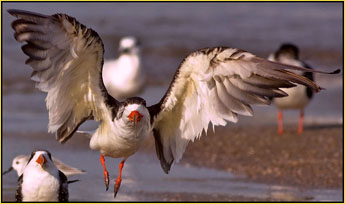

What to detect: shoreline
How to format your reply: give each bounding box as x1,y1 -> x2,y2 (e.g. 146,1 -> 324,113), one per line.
4,123 -> 343,190
2,123 -> 343,201
140,123 -> 343,190
180,124 -> 343,190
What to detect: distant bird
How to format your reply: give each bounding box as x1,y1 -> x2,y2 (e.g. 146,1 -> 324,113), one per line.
8,9 -> 338,198
3,154 -> 85,177
15,150 -> 69,202
102,36 -> 145,100
268,43 -> 314,134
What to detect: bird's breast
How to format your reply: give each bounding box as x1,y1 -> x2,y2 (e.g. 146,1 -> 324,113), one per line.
90,119 -> 151,158
21,169 -> 60,201
273,85 -> 311,110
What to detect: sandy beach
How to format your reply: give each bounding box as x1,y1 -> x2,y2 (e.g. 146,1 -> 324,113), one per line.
181,125 -> 343,189
3,123 -> 343,201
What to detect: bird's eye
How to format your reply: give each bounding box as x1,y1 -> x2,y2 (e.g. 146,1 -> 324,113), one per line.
16,161 -> 19,164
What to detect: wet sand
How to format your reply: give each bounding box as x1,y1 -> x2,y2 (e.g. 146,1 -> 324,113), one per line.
141,124 -> 343,191
128,191 -> 305,202
180,124 -> 343,189
139,121 -> 344,191
3,124 -> 343,202
140,125 -> 343,192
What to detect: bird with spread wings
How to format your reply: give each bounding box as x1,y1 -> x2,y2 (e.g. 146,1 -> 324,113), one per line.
8,9 -> 339,198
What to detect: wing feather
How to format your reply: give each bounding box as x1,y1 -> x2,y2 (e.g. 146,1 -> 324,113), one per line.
215,76 -> 253,116
15,174 -> 23,202
9,9 -> 115,143
148,47 -> 335,173
58,171 -> 69,202
223,77 -> 271,105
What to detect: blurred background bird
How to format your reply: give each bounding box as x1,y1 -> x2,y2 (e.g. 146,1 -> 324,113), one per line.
15,150 -> 69,202
102,36 -> 146,100
3,154 -> 86,177
268,43 -> 314,134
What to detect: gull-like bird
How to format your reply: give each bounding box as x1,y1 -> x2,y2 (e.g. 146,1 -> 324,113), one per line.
103,36 -> 145,100
15,150 -> 69,202
8,9 -> 338,197
268,43 -> 314,134
3,154 -> 85,176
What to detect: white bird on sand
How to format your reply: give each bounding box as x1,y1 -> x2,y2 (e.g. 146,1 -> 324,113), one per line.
102,36 -> 145,100
15,150 -> 69,202
268,43 -> 314,134
8,9 -> 339,198
3,154 -> 85,177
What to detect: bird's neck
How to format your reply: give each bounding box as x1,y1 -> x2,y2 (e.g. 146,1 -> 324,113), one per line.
114,116 -> 150,138
118,53 -> 140,64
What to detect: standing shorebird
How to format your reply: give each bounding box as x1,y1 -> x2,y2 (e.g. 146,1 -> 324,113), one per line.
268,43 -> 314,134
15,150 -> 69,202
3,154 -> 85,177
102,36 -> 145,100
8,9 -> 338,198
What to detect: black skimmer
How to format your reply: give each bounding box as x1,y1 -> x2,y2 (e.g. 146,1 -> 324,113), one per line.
15,150 -> 69,202
268,43 -> 314,134
103,36 -> 145,100
3,154 -> 85,177
8,9 -> 339,198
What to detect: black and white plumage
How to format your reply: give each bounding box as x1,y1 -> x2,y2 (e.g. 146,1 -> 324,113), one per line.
15,150 -> 68,202
3,154 -> 85,177
268,43 -> 315,134
102,36 -> 145,100
8,9 -> 338,197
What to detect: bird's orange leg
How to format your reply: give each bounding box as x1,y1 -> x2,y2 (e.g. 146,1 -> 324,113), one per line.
100,154 -> 109,191
114,159 -> 126,198
277,110 -> 284,135
298,109 -> 304,134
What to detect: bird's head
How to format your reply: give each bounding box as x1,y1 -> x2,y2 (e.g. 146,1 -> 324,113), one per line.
28,150 -> 53,170
275,43 -> 299,60
11,155 -> 28,176
121,97 -> 148,127
118,36 -> 140,55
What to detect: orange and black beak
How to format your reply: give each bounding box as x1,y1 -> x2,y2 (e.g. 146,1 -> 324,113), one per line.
36,154 -> 47,166
128,111 -> 143,126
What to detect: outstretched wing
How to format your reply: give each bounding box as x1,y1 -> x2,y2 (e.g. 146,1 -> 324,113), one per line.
15,174 -> 23,202
9,9 -> 117,143
148,47 -> 337,174
52,157 -> 86,176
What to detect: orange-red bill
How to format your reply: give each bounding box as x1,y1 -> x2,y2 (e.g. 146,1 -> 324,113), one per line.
128,111 -> 143,124
36,155 -> 47,166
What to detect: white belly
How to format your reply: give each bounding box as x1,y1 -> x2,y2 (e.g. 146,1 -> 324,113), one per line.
273,85 -> 310,110
90,120 -> 151,158
22,170 -> 60,201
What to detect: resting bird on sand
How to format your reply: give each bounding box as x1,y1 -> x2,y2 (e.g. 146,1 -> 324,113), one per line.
3,154 -> 85,177
8,9 -> 339,198
15,150 -> 69,202
102,36 -> 145,100
268,43 -> 314,134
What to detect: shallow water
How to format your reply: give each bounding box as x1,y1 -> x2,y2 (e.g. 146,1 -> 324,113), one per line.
2,129 -> 342,202
2,2 -> 343,202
